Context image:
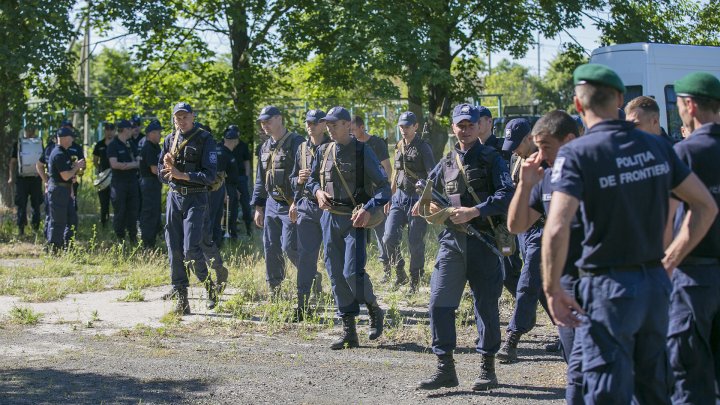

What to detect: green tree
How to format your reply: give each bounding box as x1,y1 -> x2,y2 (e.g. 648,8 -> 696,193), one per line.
483,60 -> 539,108
536,43 -> 587,112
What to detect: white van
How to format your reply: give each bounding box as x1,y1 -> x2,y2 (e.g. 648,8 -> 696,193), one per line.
589,43 -> 720,139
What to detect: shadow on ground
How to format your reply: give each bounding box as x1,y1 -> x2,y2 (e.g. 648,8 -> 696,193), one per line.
0,367 -> 210,404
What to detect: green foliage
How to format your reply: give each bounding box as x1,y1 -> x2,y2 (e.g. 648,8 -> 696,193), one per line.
8,306 -> 42,325
483,60 -> 540,107
536,43 -> 588,113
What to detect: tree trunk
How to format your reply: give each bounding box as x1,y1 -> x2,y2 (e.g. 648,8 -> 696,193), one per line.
0,70 -> 24,208
426,10 -> 453,160
227,4 -> 255,153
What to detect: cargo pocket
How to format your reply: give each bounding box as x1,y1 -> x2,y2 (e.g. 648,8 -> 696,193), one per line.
580,320 -> 619,372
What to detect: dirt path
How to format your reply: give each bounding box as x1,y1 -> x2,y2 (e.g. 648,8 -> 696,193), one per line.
0,287 -> 566,404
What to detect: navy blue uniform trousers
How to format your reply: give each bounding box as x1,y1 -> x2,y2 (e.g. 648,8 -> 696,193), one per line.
321,211 -> 378,316
430,229 -> 503,356
46,183 -> 77,248
14,176 -> 43,230
111,181 -> 139,241
559,275 -> 582,405
165,191 -> 210,287
139,177 -> 161,247
576,266 -> 672,404
667,263 -> 720,404
382,191 -> 427,276
263,197 -> 298,288
209,184 -> 226,246
296,198 -> 323,297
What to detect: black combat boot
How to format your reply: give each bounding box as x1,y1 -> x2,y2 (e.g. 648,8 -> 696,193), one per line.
366,302 -> 384,340
545,337 -> 561,353
417,354 -> 459,390
330,315 -> 359,350
293,293 -> 311,322
174,288 -> 190,315
471,354 -> 498,391
162,286 -> 178,301
497,331 -> 522,363
394,263 -> 408,287
313,272 -> 323,296
409,268 -> 421,293
381,263 -> 392,283
215,266 -> 229,295
205,281 -> 219,310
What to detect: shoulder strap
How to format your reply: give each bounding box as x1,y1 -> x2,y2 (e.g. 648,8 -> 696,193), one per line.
453,151 -> 482,205
301,142 -> 308,171
319,142 -> 335,191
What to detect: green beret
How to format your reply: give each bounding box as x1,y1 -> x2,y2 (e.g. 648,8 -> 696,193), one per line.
573,63 -> 626,94
674,72 -> 720,101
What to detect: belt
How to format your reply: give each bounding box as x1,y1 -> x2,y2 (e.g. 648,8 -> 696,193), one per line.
49,181 -> 71,188
270,196 -> 290,205
171,186 -> 208,195
578,260 -> 663,277
681,256 -> 720,266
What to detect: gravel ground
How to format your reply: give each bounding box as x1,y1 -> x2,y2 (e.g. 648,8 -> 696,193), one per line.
0,287 -> 566,404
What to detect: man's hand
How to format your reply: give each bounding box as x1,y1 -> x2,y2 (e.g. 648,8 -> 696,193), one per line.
289,202 -> 298,223
163,153 -> 174,167
545,289 -> 585,328
449,207 -> 480,224
298,169 -> 310,184
316,190 -> 332,210
74,159 -> 87,170
254,207 -> 265,228
351,208 -> 370,228
519,151 -> 546,188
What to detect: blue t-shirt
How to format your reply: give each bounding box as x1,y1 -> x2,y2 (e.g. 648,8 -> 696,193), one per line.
39,139 -> 56,165
358,135 -> 390,162
106,138 -> 139,183
48,145 -> 72,184
139,140 -> 161,178
552,120 -> 691,270
529,169 -> 583,278
673,122 -> 720,258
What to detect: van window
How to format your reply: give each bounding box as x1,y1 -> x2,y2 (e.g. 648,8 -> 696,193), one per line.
624,86 -> 644,107
665,86 -> 682,139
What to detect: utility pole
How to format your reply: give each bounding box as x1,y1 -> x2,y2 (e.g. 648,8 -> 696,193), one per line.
83,2 -> 91,147
536,31 -> 541,77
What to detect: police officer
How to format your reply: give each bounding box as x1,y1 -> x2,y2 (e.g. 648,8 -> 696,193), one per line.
414,103 -> 514,391
107,119 -> 140,243
138,120 -> 163,247
93,122 -> 115,227
66,125 -> 85,213
624,96 -> 676,145
288,109 -> 330,321
498,118 -> 551,363
666,72 -> 720,404
46,127 -> 85,252
224,125 -> 253,238
8,126 -> 43,236
158,102 -> 219,315
306,106 -> 389,349
129,116 -> 145,150
506,110 -> 582,403
382,111 -> 435,291
542,64 -> 717,404
351,115 -> 392,279
208,125 -> 238,248
252,106 -> 303,295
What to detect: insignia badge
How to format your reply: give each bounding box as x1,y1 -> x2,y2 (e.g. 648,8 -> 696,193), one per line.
461,106 -> 470,113
209,152 -> 218,165
551,157 -> 565,183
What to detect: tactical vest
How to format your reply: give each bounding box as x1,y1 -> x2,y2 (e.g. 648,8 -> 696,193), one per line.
320,140 -> 371,211
260,131 -> 297,203
300,137 -> 329,199
171,127 -> 209,187
394,137 -> 429,193
443,146 -> 496,230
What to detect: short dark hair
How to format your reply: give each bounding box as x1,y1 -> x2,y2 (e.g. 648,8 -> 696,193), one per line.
575,84 -> 618,112
681,95 -> 720,114
625,96 -> 660,116
532,110 -> 578,141
352,115 -> 364,127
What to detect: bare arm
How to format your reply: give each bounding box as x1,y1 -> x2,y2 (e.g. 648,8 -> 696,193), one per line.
508,181 -> 542,234
35,161 -> 48,183
244,160 -> 250,178
8,158 -> 16,183
380,159 -> 392,183
150,165 -> 158,175
663,174 -> 718,271
664,198 -> 681,249
542,191 -> 585,327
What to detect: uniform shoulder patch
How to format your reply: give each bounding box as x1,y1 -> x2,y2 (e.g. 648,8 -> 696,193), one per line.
209,151 -> 218,165
551,157 -> 565,183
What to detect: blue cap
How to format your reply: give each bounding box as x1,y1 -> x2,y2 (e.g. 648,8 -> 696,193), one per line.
320,106 -> 351,122
452,104 -> 479,124
173,102 -> 193,115
56,127 -> 74,138
257,105 -> 281,121
502,118 -> 532,152
571,115 -> 585,131
477,106 -> 492,119
305,109 -> 326,123
398,111 -> 417,126
61,119 -> 74,128
145,120 -> 162,133
131,116 -> 142,127
117,119 -> 132,129
103,122 -> 115,130
224,125 -> 239,139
